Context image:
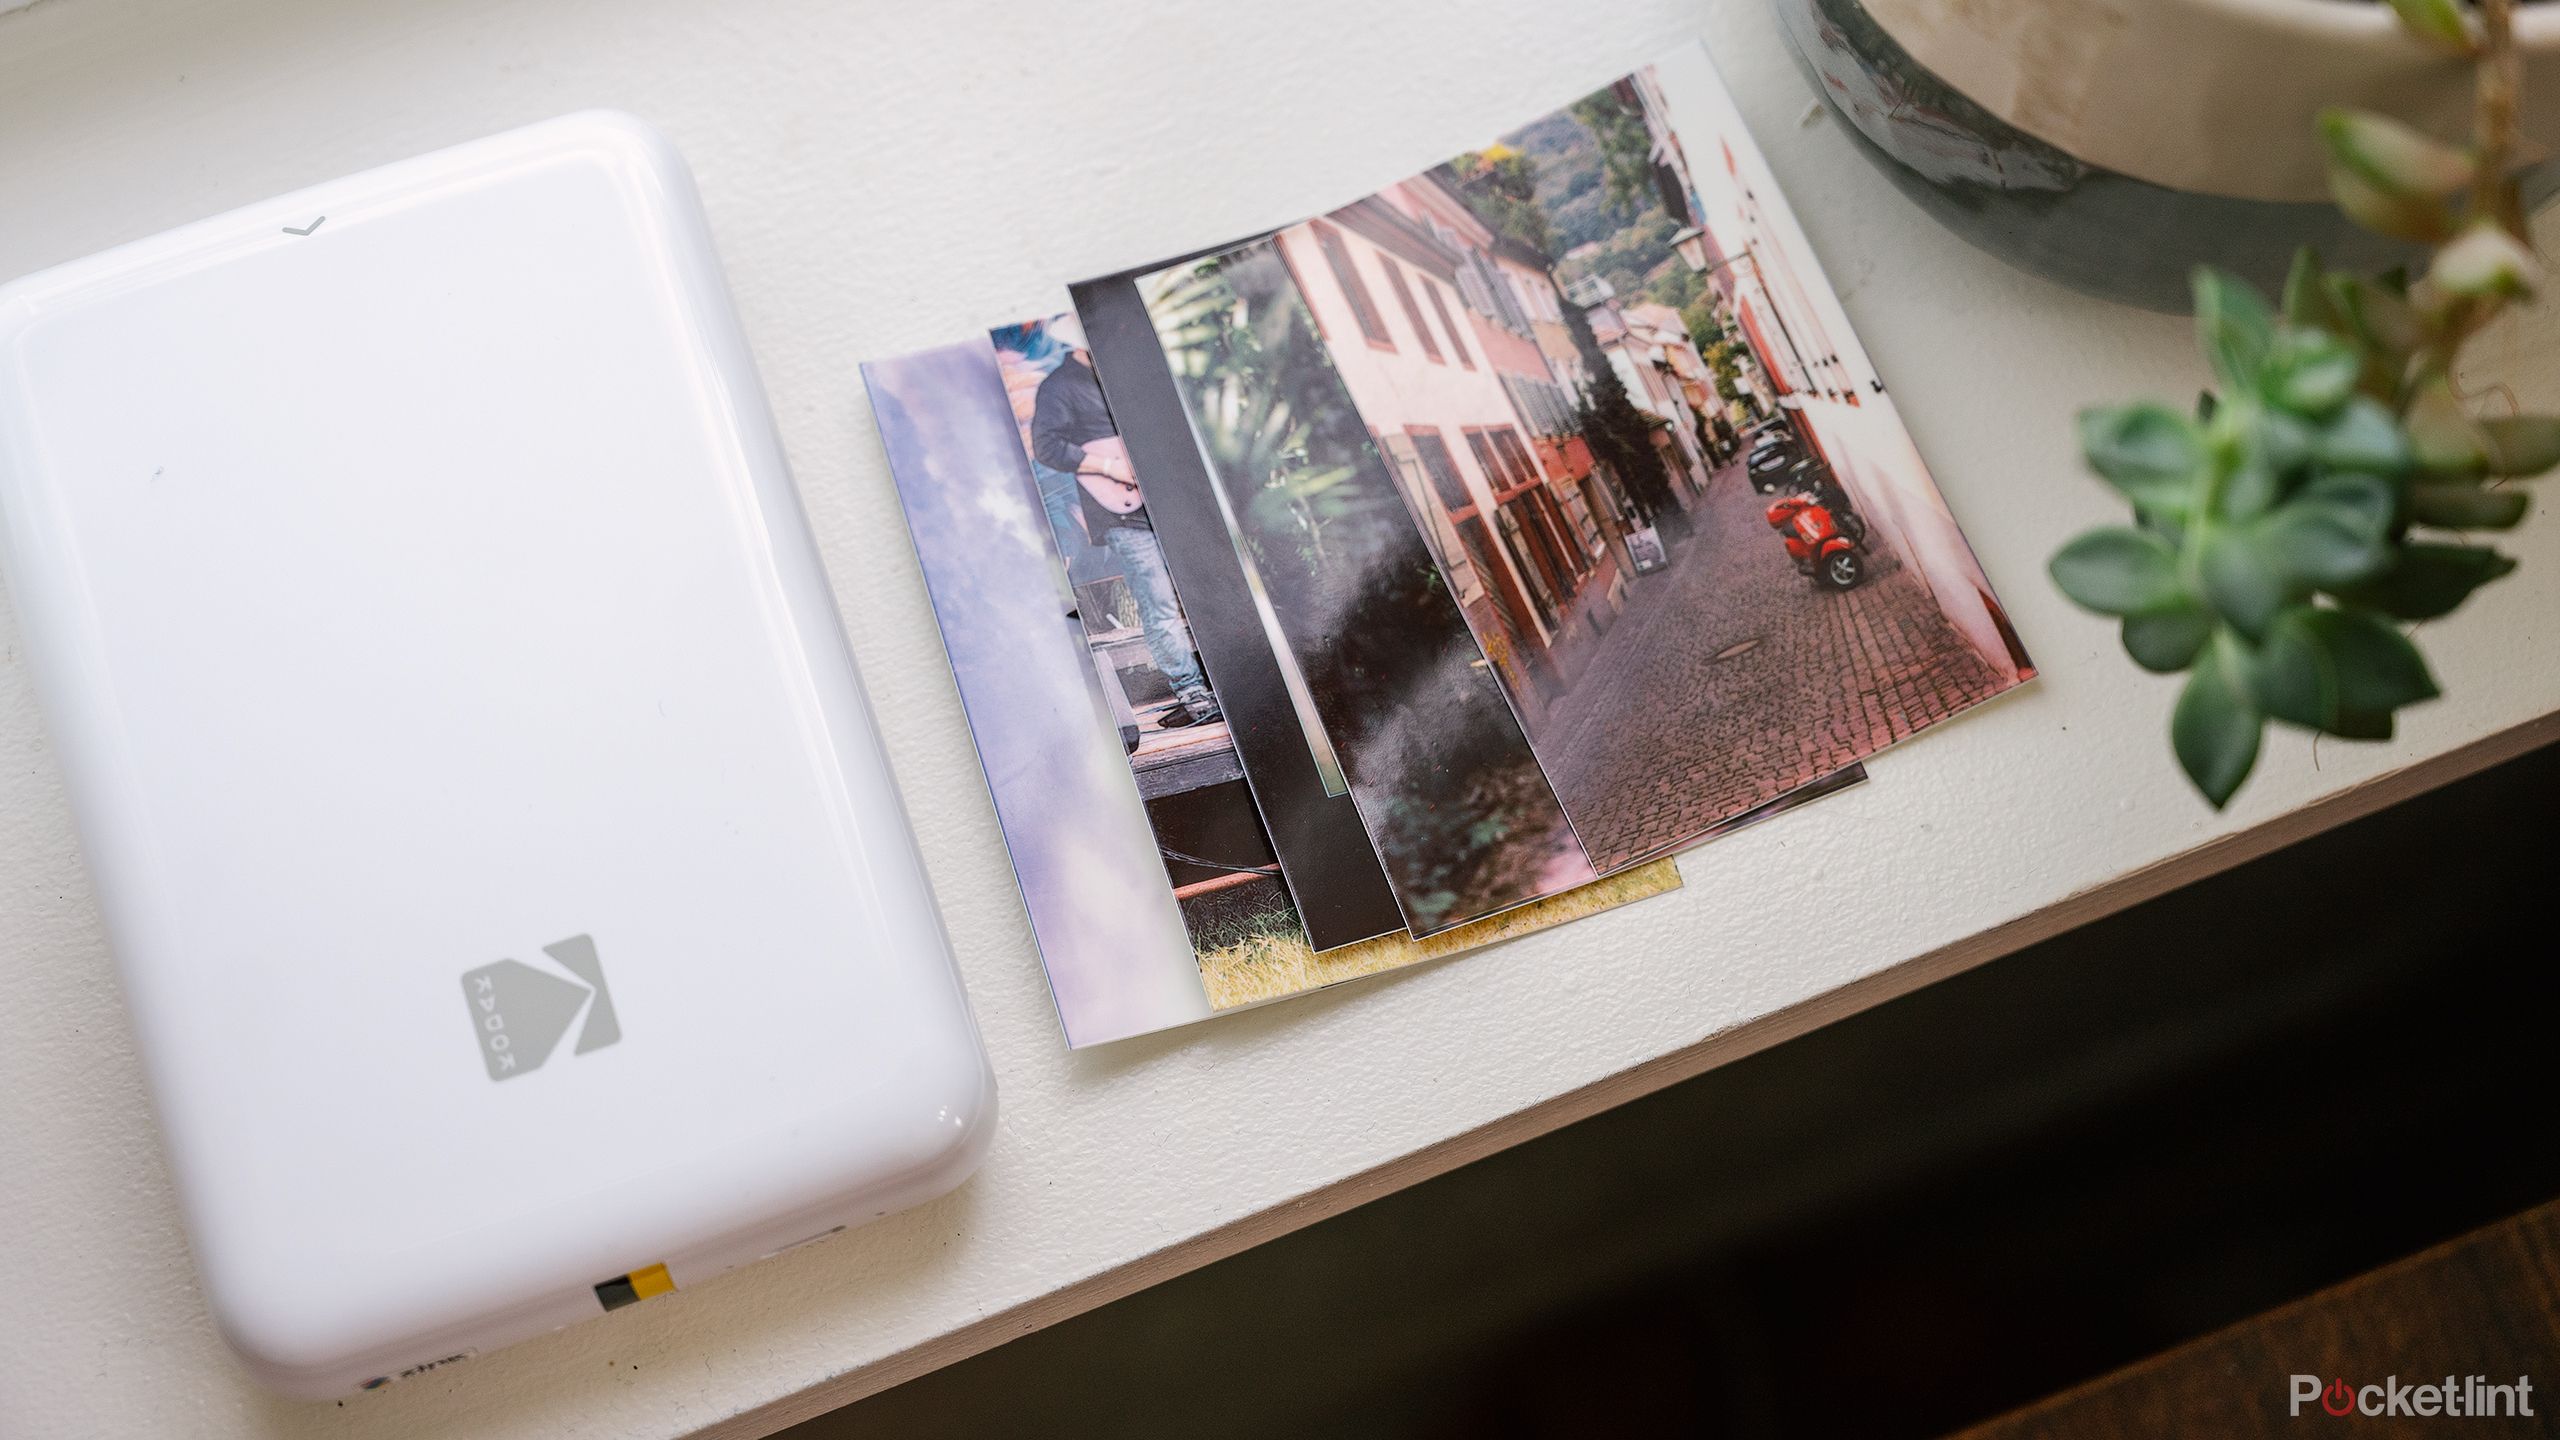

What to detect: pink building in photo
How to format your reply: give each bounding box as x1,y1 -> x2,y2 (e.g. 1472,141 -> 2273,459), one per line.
1475,236 -> 1653,606
1276,177 -> 1639,720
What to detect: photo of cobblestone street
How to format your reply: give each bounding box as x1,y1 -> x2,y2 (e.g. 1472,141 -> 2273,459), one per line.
1225,59 -> 2036,884
1133,54 -> 2033,923
1540,462 -> 2013,870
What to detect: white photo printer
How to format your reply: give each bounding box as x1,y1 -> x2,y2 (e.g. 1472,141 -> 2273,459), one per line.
0,112 -> 994,1398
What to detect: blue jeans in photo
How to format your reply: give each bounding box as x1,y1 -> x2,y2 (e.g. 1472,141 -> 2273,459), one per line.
1032,461 -> 1114,586
1103,523 -> 1212,712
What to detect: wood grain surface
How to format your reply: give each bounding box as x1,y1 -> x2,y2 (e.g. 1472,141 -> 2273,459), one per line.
1960,1200 -> 2560,1439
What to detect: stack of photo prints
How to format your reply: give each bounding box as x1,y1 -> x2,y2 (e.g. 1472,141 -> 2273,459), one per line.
865,41 -> 2036,1047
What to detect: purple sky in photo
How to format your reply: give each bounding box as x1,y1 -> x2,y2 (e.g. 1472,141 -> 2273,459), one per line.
865,340 -> 1213,1046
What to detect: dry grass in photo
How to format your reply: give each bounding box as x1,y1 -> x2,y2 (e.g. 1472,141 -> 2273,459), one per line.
1195,856 -> 1680,1009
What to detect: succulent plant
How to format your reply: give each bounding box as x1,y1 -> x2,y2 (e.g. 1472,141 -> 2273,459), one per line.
2051,0 -> 2551,806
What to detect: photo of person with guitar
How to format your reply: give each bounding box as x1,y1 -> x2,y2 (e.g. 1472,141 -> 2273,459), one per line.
1028,311 -> 1221,729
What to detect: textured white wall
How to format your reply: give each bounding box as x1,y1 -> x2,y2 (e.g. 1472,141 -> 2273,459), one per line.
0,1 -> 2552,1438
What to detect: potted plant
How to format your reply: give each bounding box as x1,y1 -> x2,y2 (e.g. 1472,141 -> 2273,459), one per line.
2044,0 -> 2552,806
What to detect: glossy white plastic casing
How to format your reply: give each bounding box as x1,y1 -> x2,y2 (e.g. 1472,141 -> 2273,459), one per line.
0,112 -> 994,1398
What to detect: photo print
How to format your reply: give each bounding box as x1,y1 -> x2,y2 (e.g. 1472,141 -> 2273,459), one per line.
993,308 -> 1406,955
1079,263 -> 1599,938
989,312 -> 1328,955
1107,40 -> 2025,889
866,326 -> 1682,1045
1069,275 -> 1424,951
865,337 -> 1208,1045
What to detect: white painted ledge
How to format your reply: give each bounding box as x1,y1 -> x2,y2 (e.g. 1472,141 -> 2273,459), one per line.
0,1 -> 2552,1437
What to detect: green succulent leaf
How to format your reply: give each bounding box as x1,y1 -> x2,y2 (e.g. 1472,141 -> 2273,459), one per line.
2051,526 -> 2185,616
2122,603 -> 2214,673
2329,275 -> 2424,356
2266,330 -> 2363,415
2326,165 -> 2458,245
2079,403 -> 2206,512
2137,505 -> 2189,551
2405,378 -> 2489,478
2254,605 -> 2439,733
2282,249 -> 2342,332
2325,276 -> 2424,399
2313,396 -> 2414,474
2319,609 -> 2439,714
2406,481 -> 2531,529
2430,220 -> 2543,300
2224,453 -> 2285,521
2173,638 -> 2264,808
2384,0 -> 2476,50
2318,107 -> 2478,198
2305,471 -> 2399,537
2255,406 -> 2319,474
2258,477 -> 2396,586
2251,614 -> 2335,731
2479,415 -> 2560,478
2194,269 -> 2277,390
2337,542 -> 2517,619
2200,527 -> 2294,639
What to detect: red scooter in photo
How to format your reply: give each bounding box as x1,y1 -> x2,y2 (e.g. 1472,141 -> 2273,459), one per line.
1765,465 -> 1869,591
